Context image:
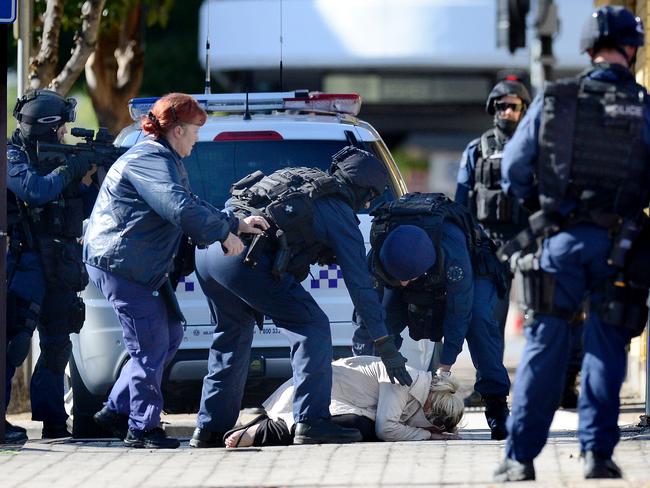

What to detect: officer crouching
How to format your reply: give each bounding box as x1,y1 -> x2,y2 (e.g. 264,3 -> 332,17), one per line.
190,147 -> 413,448
495,6 -> 650,481
5,90 -> 96,443
352,192 -> 511,440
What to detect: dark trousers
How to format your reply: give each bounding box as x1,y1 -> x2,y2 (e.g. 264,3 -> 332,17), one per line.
252,414 -> 377,446
86,265 -> 183,432
194,245 -> 332,434
506,224 -> 632,462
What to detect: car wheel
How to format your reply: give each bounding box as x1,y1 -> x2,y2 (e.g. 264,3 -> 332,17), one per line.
69,355 -> 110,438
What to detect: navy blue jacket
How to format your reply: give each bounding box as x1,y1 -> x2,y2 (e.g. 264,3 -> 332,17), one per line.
83,137 -> 239,289
501,64 -> 650,212
313,196 -> 389,341
454,138 -> 480,208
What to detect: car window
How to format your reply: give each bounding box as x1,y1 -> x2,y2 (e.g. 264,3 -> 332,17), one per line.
182,139 -> 396,210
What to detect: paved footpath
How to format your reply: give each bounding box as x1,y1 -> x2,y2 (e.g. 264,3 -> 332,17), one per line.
2,410 -> 650,488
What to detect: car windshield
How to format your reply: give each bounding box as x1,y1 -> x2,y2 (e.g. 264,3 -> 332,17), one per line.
182,139 -> 395,211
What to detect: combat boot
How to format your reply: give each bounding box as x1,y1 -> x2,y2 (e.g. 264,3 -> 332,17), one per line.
583,451 -> 622,479
483,395 -> 509,440
41,421 -> 71,439
124,427 -> 180,449
4,420 -> 28,444
189,427 -> 225,448
93,406 -> 129,439
494,457 -> 535,482
293,418 -> 362,444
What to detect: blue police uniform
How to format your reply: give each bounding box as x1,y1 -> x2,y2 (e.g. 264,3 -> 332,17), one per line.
352,221 -> 510,398
84,137 -> 238,436
501,65 -> 650,463
195,196 -> 389,434
5,133 -> 96,430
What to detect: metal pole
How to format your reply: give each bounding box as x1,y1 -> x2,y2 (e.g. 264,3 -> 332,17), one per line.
530,0 -> 558,95
15,0 -> 31,96
1,22 -> 9,445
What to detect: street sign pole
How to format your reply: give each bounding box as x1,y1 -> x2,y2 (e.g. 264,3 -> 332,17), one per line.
1,0 -> 19,445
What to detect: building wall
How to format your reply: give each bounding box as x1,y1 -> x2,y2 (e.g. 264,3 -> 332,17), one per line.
595,0 -> 648,403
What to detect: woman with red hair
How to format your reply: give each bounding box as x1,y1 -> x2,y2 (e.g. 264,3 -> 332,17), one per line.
83,93 -> 268,449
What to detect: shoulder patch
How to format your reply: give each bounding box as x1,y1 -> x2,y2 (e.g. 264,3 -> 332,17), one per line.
7,149 -> 25,163
446,265 -> 464,283
7,162 -> 29,177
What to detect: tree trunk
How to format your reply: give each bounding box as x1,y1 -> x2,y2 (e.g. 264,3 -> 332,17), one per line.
29,0 -> 64,89
85,5 -> 145,135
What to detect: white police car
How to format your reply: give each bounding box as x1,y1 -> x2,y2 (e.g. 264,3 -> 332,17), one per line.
68,90 -> 408,436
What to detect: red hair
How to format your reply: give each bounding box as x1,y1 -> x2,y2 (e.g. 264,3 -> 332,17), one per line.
141,93 -> 207,137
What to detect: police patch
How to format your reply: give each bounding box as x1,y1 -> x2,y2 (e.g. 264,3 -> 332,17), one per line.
7,149 -> 23,163
446,265 -> 464,282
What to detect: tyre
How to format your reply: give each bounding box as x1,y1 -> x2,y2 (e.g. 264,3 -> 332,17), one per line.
69,355 -> 110,438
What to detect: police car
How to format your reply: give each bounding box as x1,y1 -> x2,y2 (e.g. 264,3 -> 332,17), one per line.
68,90 -> 408,436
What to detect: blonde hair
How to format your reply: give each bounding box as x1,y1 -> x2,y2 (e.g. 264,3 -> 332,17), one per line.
424,375 -> 464,433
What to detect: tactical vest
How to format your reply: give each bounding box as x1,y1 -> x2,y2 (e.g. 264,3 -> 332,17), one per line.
229,167 -> 352,281
538,67 -> 649,221
369,192 -> 507,342
472,129 -> 528,239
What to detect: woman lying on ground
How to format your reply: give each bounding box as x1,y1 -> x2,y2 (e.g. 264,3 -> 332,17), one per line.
225,355 -> 464,447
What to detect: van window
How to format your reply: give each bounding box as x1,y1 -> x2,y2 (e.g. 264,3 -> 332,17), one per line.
182,139 -> 395,210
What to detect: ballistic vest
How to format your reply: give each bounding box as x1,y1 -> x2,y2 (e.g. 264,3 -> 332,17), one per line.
472,129 -> 528,241
538,64 -> 649,221
228,166 -> 353,281
370,192 -> 506,342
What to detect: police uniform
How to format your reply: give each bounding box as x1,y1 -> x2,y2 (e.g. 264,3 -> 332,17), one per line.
192,149 -> 408,447
352,193 -> 511,439
498,61 -> 650,478
5,128 -> 94,439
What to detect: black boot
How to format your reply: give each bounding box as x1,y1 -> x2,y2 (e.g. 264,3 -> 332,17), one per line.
463,390 -> 483,408
93,406 -> 129,440
293,418 -> 362,445
4,420 -> 28,444
484,396 -> 509,440
41,421 -> 71,439
189,427 -> 225,448
124,427 -> 180,449
583,451 -> 622,479
494,457 -> 535,482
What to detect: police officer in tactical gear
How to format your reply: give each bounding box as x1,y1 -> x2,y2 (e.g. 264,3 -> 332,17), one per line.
455,77 -> 533,408
191,147 -> 412,447
5,89 -> 96,443
495,6 -> 650,482
352,192 -> 511,440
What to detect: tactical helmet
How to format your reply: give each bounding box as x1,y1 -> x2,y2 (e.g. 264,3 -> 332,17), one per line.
13,89 -> 77,138
485,78 -> 532,115
580,6 -> 644,54
330,146 -> 389,209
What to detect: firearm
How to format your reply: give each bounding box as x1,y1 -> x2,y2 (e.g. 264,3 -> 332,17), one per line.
37,127 -> 127,171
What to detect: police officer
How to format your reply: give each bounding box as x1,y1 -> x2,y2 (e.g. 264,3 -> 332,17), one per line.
190,147 -> 412,447
5,90 -> 95,443
84,93 -> 266,449
454,77 -> 532,408
495,6 -> 650,481
352,193 -> 511,440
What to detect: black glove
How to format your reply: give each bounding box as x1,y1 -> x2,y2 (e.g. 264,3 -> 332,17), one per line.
54,156 -> 91,186
374,336 -> 413,386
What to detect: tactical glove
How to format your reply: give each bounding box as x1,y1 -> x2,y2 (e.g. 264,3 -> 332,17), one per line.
375,336 -> 413,386
54,156 -> 91,186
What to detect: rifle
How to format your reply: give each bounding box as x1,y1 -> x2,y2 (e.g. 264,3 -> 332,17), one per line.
37,127 -> 127,171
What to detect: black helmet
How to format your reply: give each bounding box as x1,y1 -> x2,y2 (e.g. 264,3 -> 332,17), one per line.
13,89 -> 77,139
580,6 -> 644,54
330,146 -> 389,211
486,78 -> 532,115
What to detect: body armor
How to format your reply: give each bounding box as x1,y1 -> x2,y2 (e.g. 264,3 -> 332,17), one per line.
538,65 -> 649,222
370,192 -> 507,342
472,129 -> 528,241
229,167 -> 352,281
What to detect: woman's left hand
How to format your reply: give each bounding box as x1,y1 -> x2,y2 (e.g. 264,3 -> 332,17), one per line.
429,431 -> 461,440
238,215 -> 270,235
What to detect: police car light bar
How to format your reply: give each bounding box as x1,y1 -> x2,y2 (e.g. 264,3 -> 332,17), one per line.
128,91 -> 362,121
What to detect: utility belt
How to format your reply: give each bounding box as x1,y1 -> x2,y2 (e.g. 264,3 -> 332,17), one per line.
402,282 -> 446,342
472,186 -> 523,227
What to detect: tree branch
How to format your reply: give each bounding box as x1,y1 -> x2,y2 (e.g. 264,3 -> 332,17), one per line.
29,0 -> 64,89
48,0 -> 108,95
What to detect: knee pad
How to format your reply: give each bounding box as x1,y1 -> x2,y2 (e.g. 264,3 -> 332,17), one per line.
6,294 -> 41,367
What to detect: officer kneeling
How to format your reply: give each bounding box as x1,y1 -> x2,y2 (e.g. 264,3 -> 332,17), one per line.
352,192 -> 511,440
495,6 -> 650,481
191,147 -> 413,447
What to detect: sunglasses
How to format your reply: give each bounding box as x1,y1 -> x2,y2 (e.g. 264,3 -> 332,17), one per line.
494,102 -> 523,113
